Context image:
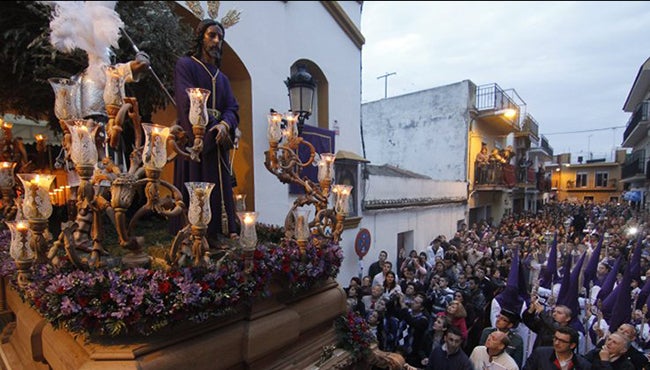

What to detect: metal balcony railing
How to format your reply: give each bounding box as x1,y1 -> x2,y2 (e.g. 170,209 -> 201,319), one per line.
622,149 -> 645,179
476,83 -> 519,112
520,114 -> 539,139
623,101 -> 650,142
475,162 -> 516,188
540,135 -> 553,157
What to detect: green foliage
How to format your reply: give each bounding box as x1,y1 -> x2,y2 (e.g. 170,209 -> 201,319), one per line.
256,223 -> 285,244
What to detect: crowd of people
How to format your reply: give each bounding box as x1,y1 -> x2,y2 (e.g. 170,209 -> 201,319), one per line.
344,200 -> 650,369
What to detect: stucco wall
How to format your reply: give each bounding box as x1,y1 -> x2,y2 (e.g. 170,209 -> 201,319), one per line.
361,81 -> 471,181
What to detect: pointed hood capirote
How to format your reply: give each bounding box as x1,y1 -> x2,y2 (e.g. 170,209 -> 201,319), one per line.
539,232 -> 558,290
495,247 -> 527,319
582,235 -> 603,290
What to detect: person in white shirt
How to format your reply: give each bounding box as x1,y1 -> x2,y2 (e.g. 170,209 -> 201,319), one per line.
469,331 -> 518,370
426,238 -> 445,266
373,260 -> 393,288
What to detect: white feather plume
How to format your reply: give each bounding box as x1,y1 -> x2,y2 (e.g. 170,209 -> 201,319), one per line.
46,1 -> 124,81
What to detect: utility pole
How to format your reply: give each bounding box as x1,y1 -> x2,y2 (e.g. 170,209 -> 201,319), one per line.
377,72 -> 396,99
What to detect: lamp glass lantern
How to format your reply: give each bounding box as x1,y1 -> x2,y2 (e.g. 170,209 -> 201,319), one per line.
237,211 -> 258,251
293,208 -> 311,241
187,88 -> 211,127
285,65 -> 315,135
332,184 -> 353,215
0,161 -> 16,189
48,77 -> 79,121
17,174 -> 55,220
66,119 -> 99,167
6,220 -> 32,260
186,182 -> 215,227
317,153 -> 336,182
266,111 -> 283,144
142,123 -> 170,169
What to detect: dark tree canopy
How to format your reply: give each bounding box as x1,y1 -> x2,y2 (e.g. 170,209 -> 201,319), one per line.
0,1 -> 191,132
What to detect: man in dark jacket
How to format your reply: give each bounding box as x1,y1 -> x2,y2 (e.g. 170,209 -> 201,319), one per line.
523,326 -> 591,370
397,293 -> 430,367
424,325 -> 472,370
522,295 -> 572,349
584,332 -> 635,370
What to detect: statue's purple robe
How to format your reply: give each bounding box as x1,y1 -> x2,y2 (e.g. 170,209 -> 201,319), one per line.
171,55 -> 239,238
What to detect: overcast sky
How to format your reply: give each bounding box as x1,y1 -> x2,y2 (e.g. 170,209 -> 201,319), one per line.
360,1 -> 650,161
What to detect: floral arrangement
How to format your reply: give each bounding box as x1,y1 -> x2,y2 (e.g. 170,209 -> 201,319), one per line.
0,230 -> 343,337
256,222 -> 285,244
334,310 -> 376,360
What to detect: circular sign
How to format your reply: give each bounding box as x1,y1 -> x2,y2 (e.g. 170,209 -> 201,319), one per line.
355,228 -> 371,259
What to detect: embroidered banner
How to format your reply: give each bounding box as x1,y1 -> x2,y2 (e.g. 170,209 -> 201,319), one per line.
289,125 -> 336,194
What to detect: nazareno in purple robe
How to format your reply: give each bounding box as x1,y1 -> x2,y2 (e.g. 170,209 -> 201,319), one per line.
170,55 -> 240,239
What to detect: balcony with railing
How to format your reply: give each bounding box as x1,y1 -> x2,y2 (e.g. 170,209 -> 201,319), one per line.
621,149 -> 645,180
529,134 -> 553,159
622,101 -> 650,147
516,113 -> 539,141
475,162 -> 517,189
474,83 -> 521,135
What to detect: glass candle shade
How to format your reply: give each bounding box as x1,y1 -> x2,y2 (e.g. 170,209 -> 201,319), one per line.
48,77 -> 79,121
293,208 -> 311,241
237,211 -> 258,251
317,153 -> 336,182
103,65 -> 126,107
187,88 -> 211,127
66,120 -> 99,167
142,123 -> 170,169
234,193 -> 246,212
18,174 -> 55,220
0,162 -> 16,189
332,184 -> 353,215
6,220 -> 32,260
282,112 -> 298,141
267,112 -> 283,144
186,182 -> 215,227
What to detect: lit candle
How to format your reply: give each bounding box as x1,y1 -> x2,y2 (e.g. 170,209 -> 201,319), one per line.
66,121 -> 98,166
18,174 -> 55,219
16,221 -> 28,235
317,153 -> 335,182
267,112 -> 283,144
54,188 -> 62,206
142,124 -> 170,169
0,161 -> 15,189
243,213 -> 254,227
187,88 -> 210,127
283,112 -> 298,140
234,194 -> 246,212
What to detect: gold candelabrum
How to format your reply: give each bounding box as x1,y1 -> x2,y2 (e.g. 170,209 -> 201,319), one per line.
263,110 -> 352,250
2,66 -> 243,283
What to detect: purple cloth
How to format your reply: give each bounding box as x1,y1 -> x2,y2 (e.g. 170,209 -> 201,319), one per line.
171,56 -> 240,236
289,125 -> 335,194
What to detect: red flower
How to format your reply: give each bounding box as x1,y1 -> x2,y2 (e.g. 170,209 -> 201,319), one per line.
159,280 -> 171,294
215,277 -> 225,289
101,292 -> 111,303
200,281 -> 209,291
77,296 -> 89,307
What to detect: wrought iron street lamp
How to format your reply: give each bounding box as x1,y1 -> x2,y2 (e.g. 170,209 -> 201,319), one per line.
285,65 -> 315,136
